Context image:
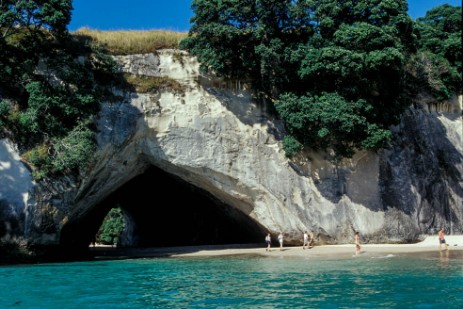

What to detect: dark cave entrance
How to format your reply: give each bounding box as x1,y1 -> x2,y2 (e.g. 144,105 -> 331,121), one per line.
61,165 -> 267,253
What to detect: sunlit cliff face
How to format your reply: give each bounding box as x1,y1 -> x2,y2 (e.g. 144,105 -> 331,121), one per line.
2,51 -> 461,265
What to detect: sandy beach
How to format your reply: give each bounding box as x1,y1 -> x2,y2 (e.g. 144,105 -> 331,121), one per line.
90,235 -> 463,260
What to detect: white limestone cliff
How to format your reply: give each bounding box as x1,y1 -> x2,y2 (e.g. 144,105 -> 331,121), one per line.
1,50 -> 462,249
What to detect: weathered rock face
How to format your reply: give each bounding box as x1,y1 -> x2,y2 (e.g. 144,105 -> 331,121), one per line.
1,50 -> 462,255
0,140 -> 33,243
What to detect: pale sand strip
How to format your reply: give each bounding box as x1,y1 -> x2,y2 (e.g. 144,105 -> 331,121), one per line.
91,235 -> 463,260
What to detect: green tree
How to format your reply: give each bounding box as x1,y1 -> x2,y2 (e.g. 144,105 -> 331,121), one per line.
0,0 -> 72,40
0,0 -> 73,88
0,0 -> 120,179
413,4 -> 462,98
97,207 -> 125,246
415,4 -> 461,66
276,92 -> 391,158
180,0 -> 314,97
0,0 -> 73,104
181,0 -> 414,157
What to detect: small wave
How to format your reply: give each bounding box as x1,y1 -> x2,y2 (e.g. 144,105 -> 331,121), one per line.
371,254 -> 395,259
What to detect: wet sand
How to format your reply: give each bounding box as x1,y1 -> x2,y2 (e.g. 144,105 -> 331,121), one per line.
89,235 -> 463,260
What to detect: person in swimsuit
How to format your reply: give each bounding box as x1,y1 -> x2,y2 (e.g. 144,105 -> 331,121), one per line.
303,231 -> 309,250
355,231 -> 361,256
265,233 -> 271,251
308,230 -> 314,248
438,227 -> 448,250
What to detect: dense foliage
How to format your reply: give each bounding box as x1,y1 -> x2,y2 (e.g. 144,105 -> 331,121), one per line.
180,0 -> 461,158
1,1 -> 461,174
0,0 -> 120,179
413,4 -> 462,101
0,0 -> 72,39
96,207 -> 125,246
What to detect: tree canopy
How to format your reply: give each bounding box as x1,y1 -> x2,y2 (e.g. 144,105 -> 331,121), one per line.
1,0 -> 461,177
97,207 -> 125,246
0,0 -> 119,179
180,0 -> 420,158
0,0 -> 72,40
413,4 -> 462,101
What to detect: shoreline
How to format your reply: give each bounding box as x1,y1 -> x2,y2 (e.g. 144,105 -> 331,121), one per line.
89,235 -> 463,261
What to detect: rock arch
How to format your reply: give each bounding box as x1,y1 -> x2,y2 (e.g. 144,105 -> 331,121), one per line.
60,165 -> 268,254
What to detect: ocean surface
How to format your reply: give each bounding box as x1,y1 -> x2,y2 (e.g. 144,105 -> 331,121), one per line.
1,251 -> 462,308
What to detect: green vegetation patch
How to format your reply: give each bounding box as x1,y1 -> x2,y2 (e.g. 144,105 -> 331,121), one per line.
96,207 -> 125,246
124,73 -> 184,94
181,0 -> 462,159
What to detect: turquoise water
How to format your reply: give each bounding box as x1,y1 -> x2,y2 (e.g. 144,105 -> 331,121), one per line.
1,252 -> 462,308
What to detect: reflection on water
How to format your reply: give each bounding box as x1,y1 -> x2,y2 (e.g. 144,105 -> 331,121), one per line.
0,251 -> 462,308
439,249 -> 451,268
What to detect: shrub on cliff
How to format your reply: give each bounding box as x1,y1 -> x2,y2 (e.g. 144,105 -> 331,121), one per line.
413,4 -> 462,100
180,0 -> 461,159
0,1 -> 120,179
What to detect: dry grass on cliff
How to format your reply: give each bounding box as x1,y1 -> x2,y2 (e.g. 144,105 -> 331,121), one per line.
72,27 -> 188,55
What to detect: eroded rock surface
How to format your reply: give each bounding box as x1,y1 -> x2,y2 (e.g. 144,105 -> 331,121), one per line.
1,50 -> 462,253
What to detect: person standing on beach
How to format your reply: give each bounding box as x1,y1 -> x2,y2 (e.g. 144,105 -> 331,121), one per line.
355,231 -> 361,256
265,233 -> 272,251
278,232 -> 284,251
308,230 -> 314,248
303,231 -> 309,249
438,227 -> 448,250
